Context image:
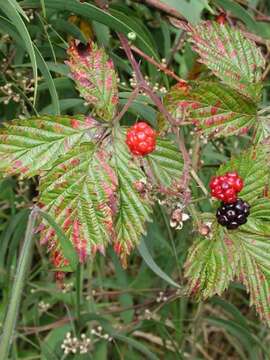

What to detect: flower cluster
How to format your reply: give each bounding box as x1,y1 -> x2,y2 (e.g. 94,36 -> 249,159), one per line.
61,332 -> 91,355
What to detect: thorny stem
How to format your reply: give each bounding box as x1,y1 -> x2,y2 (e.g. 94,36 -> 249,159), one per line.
118,33 -> 144,83
130,44 -> 186,83
93,0 -> 193,203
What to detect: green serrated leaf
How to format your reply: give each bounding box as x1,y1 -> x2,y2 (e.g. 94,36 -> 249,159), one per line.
195,146 -> 270,325
188,21 -> 265,101
250,198 -> 270,220
164,81 -> 257,138
39,143 -> 116,262
0,115 -> 99,177
231,229 -> 270,326
113,128 -> 152,265
184,227 -> 237,299
254,109 -> 270,144
39,210 -> 79,271
144,138 -> 183,188
67,41 -> 119,122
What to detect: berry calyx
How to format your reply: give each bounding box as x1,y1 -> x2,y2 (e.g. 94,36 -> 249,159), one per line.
210,171 -> 244,203
216,199 -> 250,230
126,121 -> 156,156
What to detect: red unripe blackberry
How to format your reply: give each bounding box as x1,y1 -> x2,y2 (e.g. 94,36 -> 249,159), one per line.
216,199 -> 250,230
126,121 -> 156,156
210,171 -> 244,203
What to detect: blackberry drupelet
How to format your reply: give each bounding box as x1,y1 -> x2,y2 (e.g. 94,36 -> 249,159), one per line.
216,198 -> 250,230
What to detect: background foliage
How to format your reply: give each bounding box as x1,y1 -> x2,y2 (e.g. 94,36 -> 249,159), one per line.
0,0 -> 270,359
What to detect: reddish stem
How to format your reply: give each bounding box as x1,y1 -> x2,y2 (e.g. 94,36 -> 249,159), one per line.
130,44 -> 186,84
114,86 -> 140,124
119,33 -> 191,203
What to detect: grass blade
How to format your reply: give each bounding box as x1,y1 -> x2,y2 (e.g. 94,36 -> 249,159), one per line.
0,207 -> 38,360
138,238 -> 181,289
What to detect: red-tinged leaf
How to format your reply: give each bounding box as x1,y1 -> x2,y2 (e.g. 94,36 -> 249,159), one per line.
0,115 -> 101,178
231,228 -> 270,326
185,144 -> 270,324
186,213 -> 270,326
254,109 -> 270,144
67,40 -> 119,122
164,81 -> 257,138
39,143 -> 117,263
187,21 -> 265,101
112,128 -> 153,267
184,225 -> 238,299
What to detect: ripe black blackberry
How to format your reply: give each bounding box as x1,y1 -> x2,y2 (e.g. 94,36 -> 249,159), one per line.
216,198 -> 250,230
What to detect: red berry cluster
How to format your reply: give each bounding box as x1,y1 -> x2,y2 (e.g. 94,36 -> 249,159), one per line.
209,171 -> 244,203
126,121 -> 156,156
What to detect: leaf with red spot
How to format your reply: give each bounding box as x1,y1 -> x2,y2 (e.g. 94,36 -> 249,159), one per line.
112,128 -> 152,267
67,40 -> 119,122
164,81 -> 257,137
185,218 -> 270,326
0,115 -> 101,177
231,227 -> 270,326
254,110 -> 270,144
185,147 -> 270,324
184,225 -> 238,299
0,115 -> 184,269
187,21 -> 265,101
39,143 -> 117,264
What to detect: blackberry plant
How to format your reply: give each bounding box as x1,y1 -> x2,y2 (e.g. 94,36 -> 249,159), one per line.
1,4 -> 270,357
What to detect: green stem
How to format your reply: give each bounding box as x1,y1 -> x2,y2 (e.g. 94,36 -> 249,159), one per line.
159,205 -> 181,278
0,207 -> 38,360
